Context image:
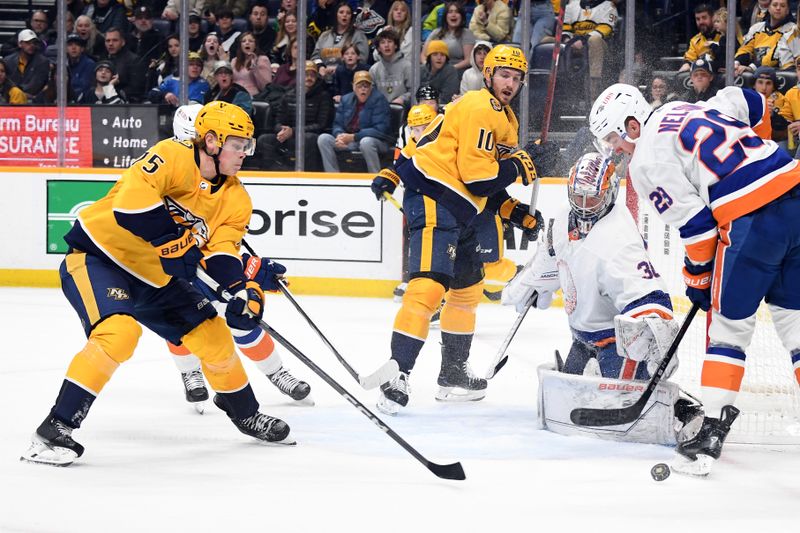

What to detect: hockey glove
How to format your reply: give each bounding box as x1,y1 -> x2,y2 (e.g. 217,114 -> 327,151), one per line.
224,280 -> 265,330
371,168 -> 400,201
242,253 -> 287,292
683,257 -> 713,312
524,139 -> 561,177
509,149 -> 537,185
151,227 -> 204,281
499,198 -> 545,241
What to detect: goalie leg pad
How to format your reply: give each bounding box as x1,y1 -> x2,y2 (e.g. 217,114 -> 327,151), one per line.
182,317 -> 249,393
537,364 -> 680,445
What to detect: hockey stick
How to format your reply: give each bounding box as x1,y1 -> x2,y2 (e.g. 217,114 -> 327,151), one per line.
382,191 -> 404,213
195,267 -> 466,481
540,5 -> 566,144
485,291 -> 538,379
570,303 -> 700,427
240,239 -> 398,390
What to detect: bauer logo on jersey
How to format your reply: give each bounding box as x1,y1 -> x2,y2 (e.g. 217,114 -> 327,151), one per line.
489,98 -> 502,112
164,196 -> 209,245
106,287 -> 130,300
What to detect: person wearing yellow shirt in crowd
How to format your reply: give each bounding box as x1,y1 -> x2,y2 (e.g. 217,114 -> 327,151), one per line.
0,60 -> 27,104
679,4 -> 721,73
734,0 -> 795,75
563,0 -> 619,99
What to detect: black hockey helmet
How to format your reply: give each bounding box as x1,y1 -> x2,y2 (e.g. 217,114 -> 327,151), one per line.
415,85 -> 439,102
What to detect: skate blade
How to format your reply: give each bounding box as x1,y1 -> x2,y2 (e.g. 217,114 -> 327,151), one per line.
20,437 -> 78,467
435,386 -> 487,402
293,395 -> 315,407
192,400 -> 207,415
671,454 -> 714,477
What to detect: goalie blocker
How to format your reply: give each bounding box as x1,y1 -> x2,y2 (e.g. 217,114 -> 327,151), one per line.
537,364 -> 702,446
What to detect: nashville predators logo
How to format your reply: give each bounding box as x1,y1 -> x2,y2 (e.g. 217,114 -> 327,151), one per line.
447,244 -> 457,261
164,196 -> 210,245
489,98 -> 502,112
107,288 -> 130,300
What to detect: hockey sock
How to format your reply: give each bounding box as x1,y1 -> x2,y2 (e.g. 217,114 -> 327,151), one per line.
441,332 -> 473,367
390,332 -> 424,374
233,328 -> 281,374
440,282 -> 482,335
700,345 -> 745,418
483,258 -> 517,284
390,277 -> 446,372
183,317 -> 248,392
51,379 -> 97,429
214,383 -> 260,420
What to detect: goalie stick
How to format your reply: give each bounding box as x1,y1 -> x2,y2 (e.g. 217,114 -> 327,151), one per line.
241,239 -> 397,390
195,267 -> 466,481
570,303 -> 700,427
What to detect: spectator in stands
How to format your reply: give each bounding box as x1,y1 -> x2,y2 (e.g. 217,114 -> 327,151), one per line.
205,59 -> 253,114
680,57 -> 717,103
128,6 -> 164,66
186,12 -> 207,52
29,10 -> 55,48
513,0 -> 557,56
369,28 -> 411,105
3,30 -> 50,101
708,7 -> 744,75
66,33 -> 97,98
256,60 -> 334,171
149,52 -> 210,105
678,4 -> 720,73
313,2 -> 370,73
273,38 -> 300,87
200,33 -> 229,86
420,40 -> 460,104
100,27 -> 146,102
740,0 -> 771,35
273,11 -> 297,64
230,32 -> 273,96
204,0 -> 249,24
147,34 -> 181,91
377,0 -> 413,61
75,60 -> 127,104
563,0 -> 618,99
469,0 -> 512,44
331,43 -> 369,102
75,15 -> 103,60
753,65 -> 785,142
646,74 -> 676,110
278,0 -> 298,26
459,40 -> 491,95
163,1 -> 207,23
422,2 -> 476,75
317,70 -> 394,173
248,2 -> 277,56
0,61 -> 27,104
735,0 -> 795,75
83,0 -> 129,37
354,0 -> 391,43
215,7 -> 243,54
309,0 -> 338,39
778,55 -> 800,155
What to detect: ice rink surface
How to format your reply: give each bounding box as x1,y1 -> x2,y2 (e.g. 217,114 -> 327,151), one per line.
1,287 -> 797,532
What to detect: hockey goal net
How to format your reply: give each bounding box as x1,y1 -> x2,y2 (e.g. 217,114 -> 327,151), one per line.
628,184 -> 800,445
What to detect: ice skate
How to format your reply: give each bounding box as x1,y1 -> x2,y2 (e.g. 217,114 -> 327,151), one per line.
436,333 -> 487,402
673,405 -> 739,477
436,360 -> 487,401
376,372 -> 410,415
268,366 -> 313,405
20,416 -> 84,467
213,395 -> 295,445
181,369 -> 209,414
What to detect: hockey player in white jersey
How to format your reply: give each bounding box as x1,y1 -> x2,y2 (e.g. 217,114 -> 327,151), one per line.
502,152 -> 695,445
168,104 -> 312,411
590,83 -> 800,474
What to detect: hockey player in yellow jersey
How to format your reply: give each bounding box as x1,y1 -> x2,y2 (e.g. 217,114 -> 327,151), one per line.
370,44 -> 544,415
21,101 -> 294,467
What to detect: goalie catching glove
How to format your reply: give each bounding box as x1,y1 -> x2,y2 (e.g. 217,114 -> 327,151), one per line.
242,253 -> 287,292
501,243 -> 559,313
371,168 -> 400,201
614,313 -> 680,379
499,198 -> 544,241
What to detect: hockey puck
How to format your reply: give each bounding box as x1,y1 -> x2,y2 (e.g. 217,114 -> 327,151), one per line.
650,463 -> 670,482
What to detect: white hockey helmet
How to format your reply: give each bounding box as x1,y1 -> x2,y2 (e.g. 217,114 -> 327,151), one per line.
173,103 -> 203,141
567,152 -> 619,235
589,83 -> 651,154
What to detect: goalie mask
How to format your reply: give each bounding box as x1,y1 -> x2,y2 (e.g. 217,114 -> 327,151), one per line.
567,152 -> 619,235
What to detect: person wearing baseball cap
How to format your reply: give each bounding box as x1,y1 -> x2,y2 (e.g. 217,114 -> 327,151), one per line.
254,59 -> 334,171
128,5 -> 163,65
75,59 -> 127,104
206,60 -> 253,116
317,67 -> 394,173
148,52 -> 210,107
66,33 -> 96,97
681,57 -> 717,103
2,28 -> 50,99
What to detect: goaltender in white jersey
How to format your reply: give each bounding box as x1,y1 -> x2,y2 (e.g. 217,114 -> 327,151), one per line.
502,153 -> 700,445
